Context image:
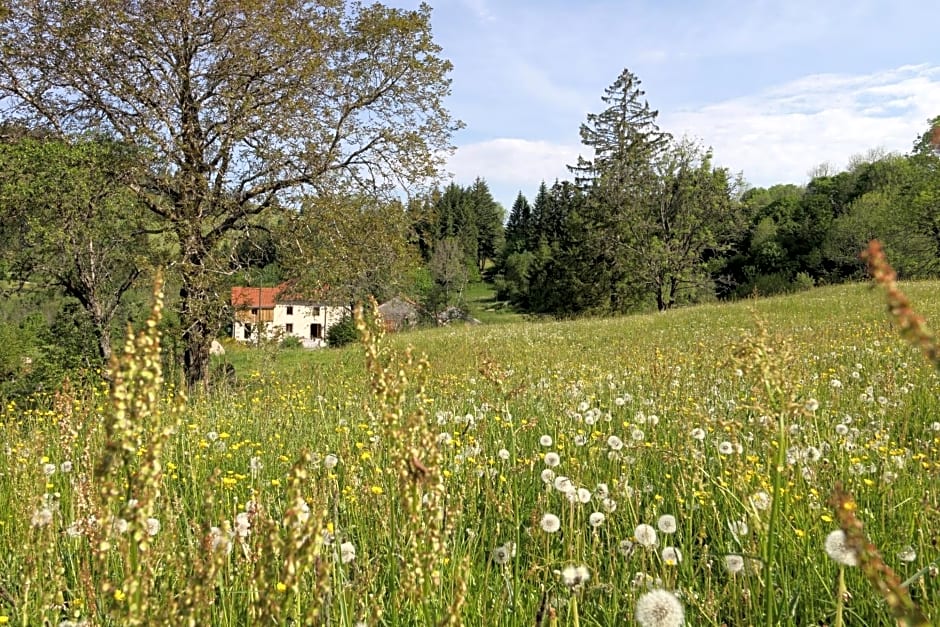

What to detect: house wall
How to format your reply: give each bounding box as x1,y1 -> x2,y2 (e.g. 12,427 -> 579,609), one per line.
233,303 -> 347,347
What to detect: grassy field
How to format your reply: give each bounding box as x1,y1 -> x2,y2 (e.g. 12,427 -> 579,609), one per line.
2,279 -> 940,625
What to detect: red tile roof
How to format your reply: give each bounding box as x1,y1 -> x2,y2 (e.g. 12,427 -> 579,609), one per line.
231,286 -> 283,309
231,282 -> 331,308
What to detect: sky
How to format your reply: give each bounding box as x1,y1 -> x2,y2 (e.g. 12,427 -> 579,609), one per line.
395,0 -> 940,209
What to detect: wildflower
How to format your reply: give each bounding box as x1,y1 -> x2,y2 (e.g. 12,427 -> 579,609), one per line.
589,512 -> 605,527
898,546 -> 917,563
635,588 -> 684,627
324,454 -> 339,469
725,554 -> 745,574
145,517 -> 160,536
31,507 -> 53,528
661,546 -> 682,565
573,435 -> 587,446
234,512 -> 251,538
607,435 -> 624,450
561,564 -> 590,589
618,539 -> 635,557
209,526 -> 233,554
750,491 -> 772,511
576,487 -> 592,504
540,513 -> 561,533
824,530 -> 857,567
553,475 -> 573,493
657,515 -> 677,534
602,497 -> 617,513
830,379 -> 842,389
631,428 -> 645,442
634,523 -> 658,547
42,463 -> 56,477
491,542 -> 515,565
340,541 -> 356,564
540,468 -> 556,484
727,519 -> 749,542
249,456 -> 262,476
207,431 -> 219,442
544,452 -> 561,467
690,427 -> 705,441
718,441 -> 734,455
497,448 -> 510,460
59,461 -> 73,473
539,435 -> 553,447
805,398 -> 820,412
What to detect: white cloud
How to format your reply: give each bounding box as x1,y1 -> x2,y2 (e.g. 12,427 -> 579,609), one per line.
445,138 -> 582,203
663,64 -> 940,186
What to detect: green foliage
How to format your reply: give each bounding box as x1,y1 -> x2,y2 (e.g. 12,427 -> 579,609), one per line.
326,315 -> 359,348
279,335 -> 303,350
0,0 -> 460,386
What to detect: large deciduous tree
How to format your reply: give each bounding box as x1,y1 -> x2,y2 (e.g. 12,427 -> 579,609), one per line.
0,135 -> 153,364
0,0 -> 459,385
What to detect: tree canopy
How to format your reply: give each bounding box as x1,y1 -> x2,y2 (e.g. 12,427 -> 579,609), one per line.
0,0 -> 460,385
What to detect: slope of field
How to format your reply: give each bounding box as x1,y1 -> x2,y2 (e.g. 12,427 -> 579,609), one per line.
3,281 -> 940,625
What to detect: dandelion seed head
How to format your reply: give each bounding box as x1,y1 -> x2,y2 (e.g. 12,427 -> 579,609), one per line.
540,513 -> 561,533
634,523 -> 658,547
539,434 -> 553,447
340,541 -> 356,564
544,452 -> 561,467
661,546 -> 682,565
635,588 -> 685,627
589,512 -> 605,527
657,515 -> 677,534
725,554 -> 745,574
824,529 -> 858,566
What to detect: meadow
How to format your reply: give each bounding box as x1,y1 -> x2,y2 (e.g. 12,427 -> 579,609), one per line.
2,273 -> 940,626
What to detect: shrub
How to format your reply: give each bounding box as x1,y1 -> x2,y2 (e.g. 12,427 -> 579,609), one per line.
326,314 -> 359,347
279,335 -> 303,350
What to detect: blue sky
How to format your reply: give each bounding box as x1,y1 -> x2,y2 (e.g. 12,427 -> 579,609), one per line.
397,0 -> 940,209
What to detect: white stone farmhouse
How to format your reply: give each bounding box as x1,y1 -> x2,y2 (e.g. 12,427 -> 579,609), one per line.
231,284 -> 346,348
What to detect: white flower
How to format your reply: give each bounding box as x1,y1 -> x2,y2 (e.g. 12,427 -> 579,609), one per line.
539,435 -> 553,447
657,515 -> 677,534
830,379 -> 842,389
553,476 -> 573,494
59,461 -> 73,473
635,588 -> 684,627
340,541 -> 356,564
824,530 -> 857,567
540,468 -> 556,484
718,441 -> 734,455
497,448 -> 510,460
540,513 -> 561,533
631,428 -> 645,442
607,435 -> 624,450
209,526 -> 233,554
634,523 -> 658,547
805,398 -> 820,412
31,507 -> 53,527
835,423 -> 849,436
728,519 -> 749,539
491,542 -> 515,565
750,491 -> 772,511
690,427 -> 706,441
602,497 -> 618,513
573,435 -> 587,446
576,487 -> 592,504
249,456 -> 263,476
589,512 -> 606,527
113,518 -> 129,534
725,554 -> 745,574
145,517 -> 161,537
898,546 -> 917,563
42,463 -> 56,477
206,431 -> 219,442
235,512 -> 251,538
561,564 -> 590,588
543,452 -> 561,467
618,539 -> 635,557
661,546 -> 682,565
323,454 -> 339,469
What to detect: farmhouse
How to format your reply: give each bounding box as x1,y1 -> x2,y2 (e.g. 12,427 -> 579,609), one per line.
231,285 -> 346,348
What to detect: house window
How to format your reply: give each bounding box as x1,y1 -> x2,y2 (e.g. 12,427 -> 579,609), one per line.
311,323 -> 323,339
285,323 -> 293,333
312,306 -> 321,316
244,324 -> 253,339
286,306 -> 293,315
251,307 -> 258,316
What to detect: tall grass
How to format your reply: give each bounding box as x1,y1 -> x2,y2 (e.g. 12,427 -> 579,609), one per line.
1,271 -> 940,624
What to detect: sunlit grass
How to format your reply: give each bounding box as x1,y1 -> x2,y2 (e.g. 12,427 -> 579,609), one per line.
2,280 -> 940,624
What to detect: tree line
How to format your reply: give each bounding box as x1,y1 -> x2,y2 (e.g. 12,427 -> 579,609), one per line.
493,70 -> 940,315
